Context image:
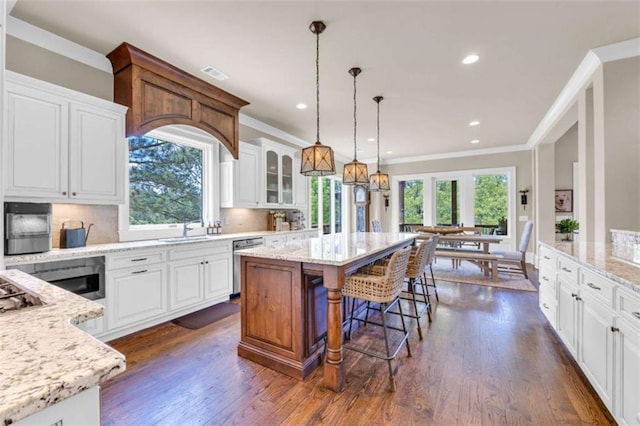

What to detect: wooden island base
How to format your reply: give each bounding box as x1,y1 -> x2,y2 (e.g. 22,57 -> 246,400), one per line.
238,258 -> 328,380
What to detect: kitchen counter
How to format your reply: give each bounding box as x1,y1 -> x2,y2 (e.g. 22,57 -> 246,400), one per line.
4,229 -> 319,266
0,269 -> 126,424
539,241 -> 640,294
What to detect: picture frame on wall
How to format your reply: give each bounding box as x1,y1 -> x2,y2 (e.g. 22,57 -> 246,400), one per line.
555,189 -> 573,212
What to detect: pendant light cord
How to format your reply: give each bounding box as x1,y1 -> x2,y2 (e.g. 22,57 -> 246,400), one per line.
316,30 -> 320,143
353,72 -> 358,160
376,100 -> 381,171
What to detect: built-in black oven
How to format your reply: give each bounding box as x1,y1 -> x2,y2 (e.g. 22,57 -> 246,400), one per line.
8,256 -> 105,300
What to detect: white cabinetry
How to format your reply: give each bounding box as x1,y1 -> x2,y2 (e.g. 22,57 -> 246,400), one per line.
15,386 -> 100,426
220,142 -> 261,208
4,71 -> 126,204
262,141 -> 295,207
539,243 -> 640,423
294,157 -> 309,210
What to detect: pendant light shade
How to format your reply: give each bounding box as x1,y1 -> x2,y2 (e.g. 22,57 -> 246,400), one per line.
369,96 -> 391,191
343,67 -> 369,186
300,21 -> 336,176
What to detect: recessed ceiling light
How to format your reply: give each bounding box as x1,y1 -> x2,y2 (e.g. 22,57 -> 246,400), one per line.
386,150 -> 393,154
462,54 -> 479,65
469,120 -> 480,126
368,138 -> 375,142
296,103 -> 307,110
201,65 -> 230,81
471,139 -> 480,144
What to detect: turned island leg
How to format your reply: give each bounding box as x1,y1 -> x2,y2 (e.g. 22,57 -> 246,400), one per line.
323,266 -> 346,392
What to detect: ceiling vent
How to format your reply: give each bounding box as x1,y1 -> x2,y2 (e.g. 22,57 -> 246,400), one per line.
201,66 -> 230,81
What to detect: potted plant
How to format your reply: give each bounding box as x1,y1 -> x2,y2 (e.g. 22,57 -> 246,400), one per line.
556,218 -> 579,241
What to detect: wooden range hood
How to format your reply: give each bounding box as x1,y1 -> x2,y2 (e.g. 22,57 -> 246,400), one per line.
107,42 -> 249,159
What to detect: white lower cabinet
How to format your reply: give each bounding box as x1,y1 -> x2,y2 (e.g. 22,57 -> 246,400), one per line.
204,252 -> 232,300
107,264 -> 167,330
579,291 -> 615,410
16,386 -> 100,426
169,258 -> 205,310
540,243 -> 640,424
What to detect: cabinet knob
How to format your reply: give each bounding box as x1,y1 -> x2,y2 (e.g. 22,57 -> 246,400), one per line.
62,191 -> 67,196
575,296 -> 582,301
610,326 -> 620,333
205,261 -> 209,264
571,293 -> 578,298
72,192 -> 77,196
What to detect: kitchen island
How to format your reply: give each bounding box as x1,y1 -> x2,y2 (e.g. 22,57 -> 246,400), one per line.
236,232 -> 416,392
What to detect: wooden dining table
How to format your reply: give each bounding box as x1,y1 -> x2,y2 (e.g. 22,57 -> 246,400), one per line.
437,234 -> 503,254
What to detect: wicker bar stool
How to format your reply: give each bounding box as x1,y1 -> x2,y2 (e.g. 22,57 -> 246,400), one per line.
342,246 -> 412,392
424,235 -> 440,302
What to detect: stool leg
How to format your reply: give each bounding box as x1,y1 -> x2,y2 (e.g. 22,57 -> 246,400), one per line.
347,297 -> 356,340
364,301 -> 372,325
409,277 -> 423,339
429,264 -> 439,302
397,298 -> 412,358
380,302 -> 396,392
418,273 -> 432,323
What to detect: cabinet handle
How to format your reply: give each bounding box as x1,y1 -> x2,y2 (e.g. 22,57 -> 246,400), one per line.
610,326 -> 620,333
544,256 -> 551,260
575,296 -> 582,301
562,267 -> 572,273
131,258 -> 148,262
587,283 -> 601,291
542,276 -> 549,281
542,303 -> 549,309
131,269 -> 148,275
571,293 -> 578,298
632,312 -> 640,320
62,191 -> 67,196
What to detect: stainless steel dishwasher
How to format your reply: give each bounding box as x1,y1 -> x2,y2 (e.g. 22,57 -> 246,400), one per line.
232,237 -> 264,297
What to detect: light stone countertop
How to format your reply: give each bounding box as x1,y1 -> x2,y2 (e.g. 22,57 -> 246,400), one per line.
0,269 -> 126,424
235,232 -> 418,266
539,241 -> 640,295
4,229 -> 320,266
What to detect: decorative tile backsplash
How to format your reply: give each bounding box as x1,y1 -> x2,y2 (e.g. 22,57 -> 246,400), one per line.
610,229 -> 640,265
52,204 -> 119,247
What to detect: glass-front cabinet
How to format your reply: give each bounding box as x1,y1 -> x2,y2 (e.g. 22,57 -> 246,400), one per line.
261,140 -> 295,207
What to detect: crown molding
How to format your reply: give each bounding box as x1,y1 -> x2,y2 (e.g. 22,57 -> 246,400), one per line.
381,143 -> 530,166
527,37 -> 640,149
6,16 -> 112,73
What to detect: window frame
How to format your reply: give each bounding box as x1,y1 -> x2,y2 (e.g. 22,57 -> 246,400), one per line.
118,126 -> 219,242
312,175 -> 349,235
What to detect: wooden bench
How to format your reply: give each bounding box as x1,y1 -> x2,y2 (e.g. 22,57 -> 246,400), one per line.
434,249 -> 502,282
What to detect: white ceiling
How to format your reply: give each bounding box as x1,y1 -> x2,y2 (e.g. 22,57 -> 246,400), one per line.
10,1 -> 640,163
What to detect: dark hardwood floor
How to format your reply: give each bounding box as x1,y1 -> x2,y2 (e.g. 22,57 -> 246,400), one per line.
101,267 -> 614,425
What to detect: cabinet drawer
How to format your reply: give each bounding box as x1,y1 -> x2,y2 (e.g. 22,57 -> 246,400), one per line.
538,245 -> 557,270
538,266 -> 557,292
107,250 -> 166,270
539,284 -> 557,327
169,241 -> 232,261
581,268 -> 615,308
618,287 -> 640,328
558,255 -> 579,284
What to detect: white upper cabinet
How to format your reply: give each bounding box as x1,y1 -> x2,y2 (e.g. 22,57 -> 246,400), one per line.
220,142 -> 261,208
263,141 -> 295,207
4,72 -> 127,204
294,157 -> 308,210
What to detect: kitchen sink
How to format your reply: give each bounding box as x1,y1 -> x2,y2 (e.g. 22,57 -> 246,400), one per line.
158,236 -> 210,243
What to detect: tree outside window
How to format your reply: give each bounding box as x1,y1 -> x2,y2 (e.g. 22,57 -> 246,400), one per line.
474,174 -> 508,227
129,136 -> 203,225
400,179 -> 423,225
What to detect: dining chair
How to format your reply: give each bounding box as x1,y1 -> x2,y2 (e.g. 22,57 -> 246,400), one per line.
342,246 -> 412,391
491,221 -> 533,279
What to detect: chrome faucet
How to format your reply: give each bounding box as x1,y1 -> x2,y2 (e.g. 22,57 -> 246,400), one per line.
182,220 -> 201,238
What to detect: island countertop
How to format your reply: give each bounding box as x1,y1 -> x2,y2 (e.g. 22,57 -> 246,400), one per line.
0,270 -> 126,424
539,241 -> 640,294
235,232 -> 418,266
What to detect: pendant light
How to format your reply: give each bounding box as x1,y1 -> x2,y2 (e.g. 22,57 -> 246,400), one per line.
342,67 -> 369,186
300,21 -> 336,176
368,96 -> 391,191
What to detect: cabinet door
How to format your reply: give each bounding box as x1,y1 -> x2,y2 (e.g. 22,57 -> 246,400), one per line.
616,319 -> 640,426
579,292 -> 615,411
204,252 -> 232,300
220,161 -> 234,208
108,265 -> 167,329
265,149 -> 279,205
69,103 -> 124,203
281,153 -> 293,205
236,144 -> 261,207
557,278 -> 579,357
5,84 -> 68,199
169,258 -> 205,310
